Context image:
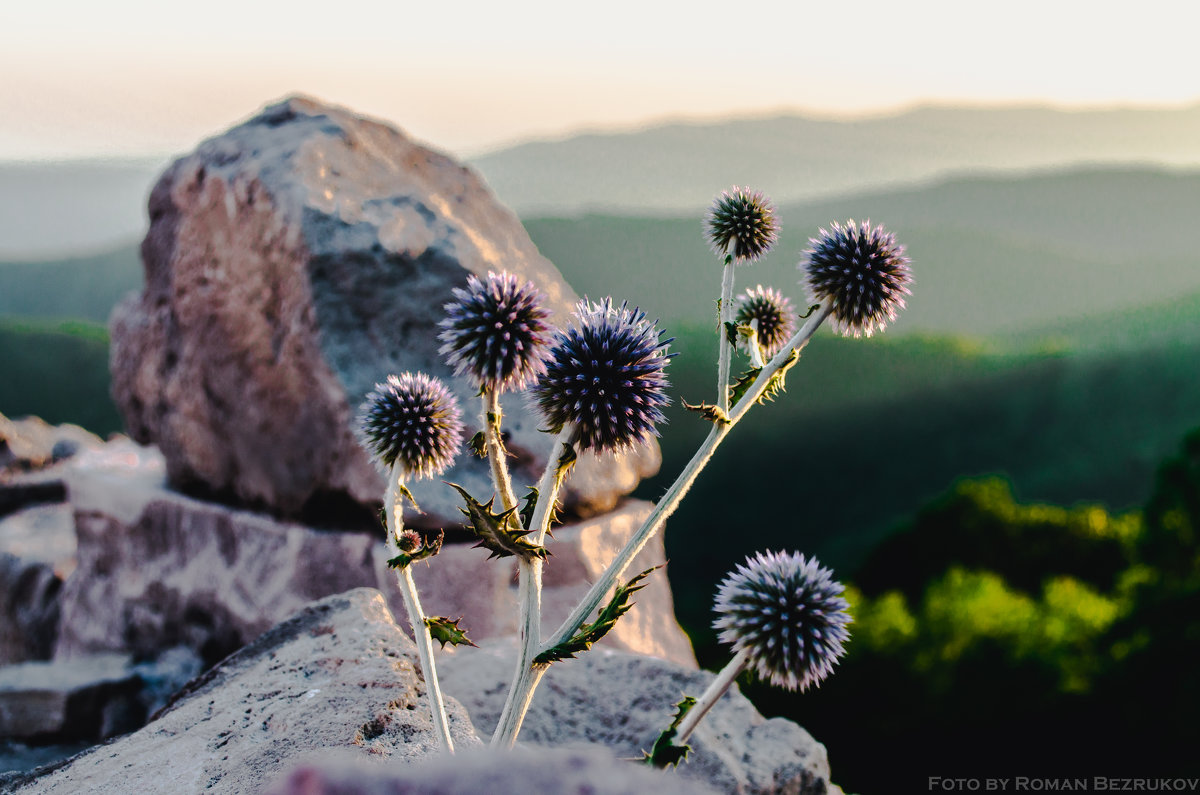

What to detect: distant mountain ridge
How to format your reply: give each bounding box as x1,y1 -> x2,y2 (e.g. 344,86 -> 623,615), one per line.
5,104 -> 1200,258
470,103 -> 1200,214
522,165 -> 1200,335
4,165 -> 1200,339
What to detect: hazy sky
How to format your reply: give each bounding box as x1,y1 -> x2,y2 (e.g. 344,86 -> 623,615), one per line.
3,0 -> 1199,160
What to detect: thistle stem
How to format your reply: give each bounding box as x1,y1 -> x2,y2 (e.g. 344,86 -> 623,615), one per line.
482,390 -> 519,513
542,299 -> 833,654
491,426 -> 577,748
385,465 -> 455,753
673,649 -> 751,746
716,254 -> 737,414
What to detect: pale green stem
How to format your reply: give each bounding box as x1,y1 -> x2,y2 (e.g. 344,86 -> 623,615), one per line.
716,254 -> 737,414
492,303 -> 833,748
542,300 -> 834,654
483,390 -> 519,513
385,465 -> 455,753
673,649 -> 752,746
490,426 -> 576,748
747,320 -> 766,369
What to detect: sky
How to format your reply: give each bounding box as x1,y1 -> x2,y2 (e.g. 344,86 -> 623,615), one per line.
2,0 -> 1200,161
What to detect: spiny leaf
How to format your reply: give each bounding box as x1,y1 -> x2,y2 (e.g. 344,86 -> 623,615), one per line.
758,348 -> 800,404
447,482 -> 549,561
724,320 -> 740,347
642,696 -> 697,769
425,616 -> 477,649
397,483 -> 422,514
520,487 -> 560,538
728,367 -> 762,409
386,529 -> 443,569
728,347 -> 800,408
557,442 -> 578,473
682,398 -> 731,426
534,565 -> 661,664
520,487 -> 539,531
468,431 -> 487,459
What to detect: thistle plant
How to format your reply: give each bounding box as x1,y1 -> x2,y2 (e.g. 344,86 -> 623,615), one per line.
351,191 -> 909,768
359,372 -> 464,752
646,552 -> 851,767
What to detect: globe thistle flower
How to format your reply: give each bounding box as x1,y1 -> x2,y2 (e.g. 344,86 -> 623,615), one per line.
530,299 -> 672,453
802,220 -> 912,338
713,550 -> 851,692
439,271 -> 555,393
734,285 -> 798,359
359,372 -> 464,479
705,186 -> 780,262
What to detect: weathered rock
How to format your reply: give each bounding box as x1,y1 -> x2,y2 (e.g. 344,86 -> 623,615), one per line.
0,414 -> 102,477
440,645 -> 842,795
109,94 -> 658,527
0,653 -> 141,743
7,589 -> 480,794
56,446 -> 694,668
0,552 -> 62,664
0,491 -> 76,665
265,745 -> 719,795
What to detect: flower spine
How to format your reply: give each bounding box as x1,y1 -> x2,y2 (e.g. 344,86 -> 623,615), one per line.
802,220 -> 912,338
705,186 -> 780,263
530,298 -> 672,453
359,372 -> 464,479
713,550 -> 852,691
734,285 -> 798,358
439,271 -> 555,393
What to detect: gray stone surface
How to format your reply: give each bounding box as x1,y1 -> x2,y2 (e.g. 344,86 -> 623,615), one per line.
0,653 -> 140,742
56,447 -> 695,668
264,745 -> 719,795
7,589 -> 480,794
109,94 -> 658,527
440,645 -> 841,795
0,552 -> 61,664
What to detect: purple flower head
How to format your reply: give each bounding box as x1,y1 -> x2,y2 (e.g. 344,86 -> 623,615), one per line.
705,186 -> 780,263
713,550 -> 852,692
734,285 -> 798,359
802,220 -> 912,338
359,372 -> 464,479
530,299 -> 672,453
439,271 -> 555,393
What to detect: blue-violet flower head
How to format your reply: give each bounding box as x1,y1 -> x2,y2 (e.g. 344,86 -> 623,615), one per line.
359,372 -> 464,479
439,271 -> 555,393
713,550 -> 852,692
530,299 -> 672,453
705,186 -> 780,263
734,285 -> 798,359
802,220 -> 912,338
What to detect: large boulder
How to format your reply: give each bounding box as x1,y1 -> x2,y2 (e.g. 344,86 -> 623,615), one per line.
439,644 -> 843,795
5,589 -> 481,794
56,439 -> 694,668
109,95 -> 658,528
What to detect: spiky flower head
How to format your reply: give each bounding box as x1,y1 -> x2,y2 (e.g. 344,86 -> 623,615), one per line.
713,550 -> 852,692
530,299 -> 672,453
438,271 -> 555,393
705,186 -> 780,262
359,372 -> 464,479
802,220 -> 912,338
734,285 -> 798,359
